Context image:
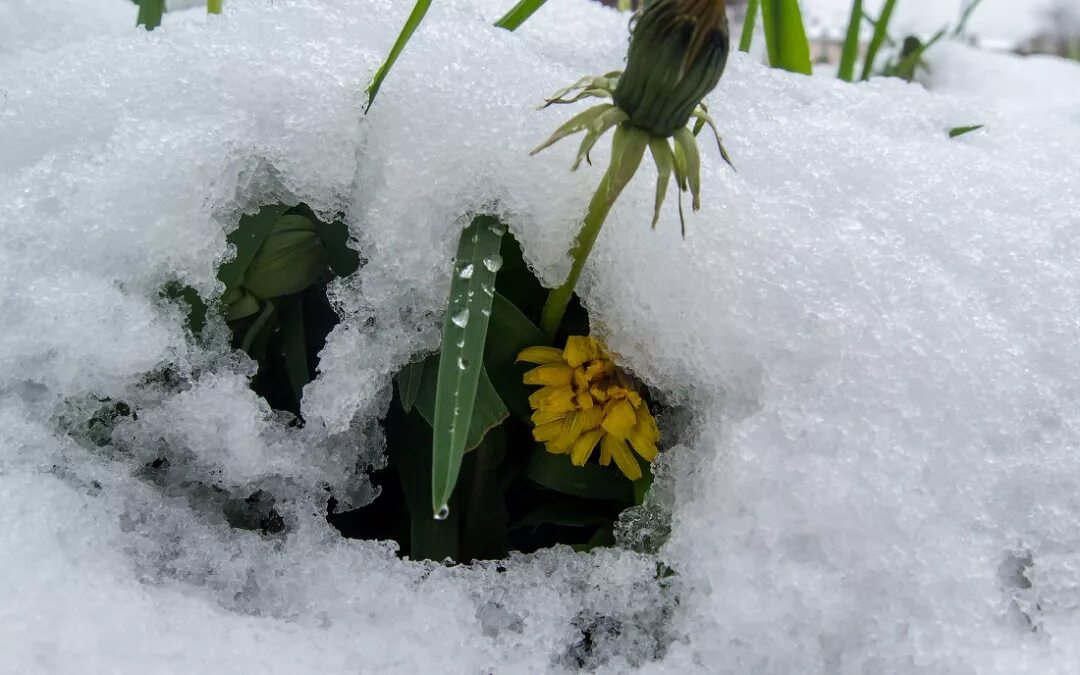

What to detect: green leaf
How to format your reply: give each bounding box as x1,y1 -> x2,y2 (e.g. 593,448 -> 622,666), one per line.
525,446 -> 634,503
207,0 -> 222,14
218,205 -> 288,292
739,0 -> 760,53
365,0 -> 433,113
760,0 -> 813,75
484,292 -> 545,421
396,359 -> 426,413
860,0 -> 899,81
953,0 -> 986,37
413,354 -> 508,453
494,0 -> 548,31
431,215 -> 507,516
136,0 -> 164,30
949,124 -> 985,139
837,0 -> 863,82
273,294 -> 310,408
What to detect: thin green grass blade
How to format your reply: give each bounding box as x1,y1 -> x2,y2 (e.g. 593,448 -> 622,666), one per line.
739,0 -> 761,53
837,0 -> 863,82
207,0 -> 222,14
137,0 -> 165,30
953,0 -> 985,37
431,215 -> 506,517
365,0 -> 433,113
760,0 -> 813,75
494,0 -> 548,31
396,359 -> 426,413
948,124 -> 985,138
859,0 -> 899,81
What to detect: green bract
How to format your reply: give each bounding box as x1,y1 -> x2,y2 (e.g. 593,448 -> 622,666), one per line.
532,0 -> 733,236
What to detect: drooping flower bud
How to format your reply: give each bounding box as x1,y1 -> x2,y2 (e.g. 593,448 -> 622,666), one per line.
243,214 -> 327,300
614,0 -> 730,138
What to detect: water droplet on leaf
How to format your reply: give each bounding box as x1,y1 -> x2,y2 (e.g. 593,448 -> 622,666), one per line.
451,309 -> 469,327
483,254 -> 503,272
457,357 -> 469,370
434,505 -> 450,521
459,264 -> 474,279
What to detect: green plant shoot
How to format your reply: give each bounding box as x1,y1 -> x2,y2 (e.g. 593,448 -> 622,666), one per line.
760,0 -> 813,75
495,0 -> 549,31
739,0 -> 760,53
860,0 -> 898,81
837,0 -> 863,82
137,0 -> 165,30
431,215 -> 506,518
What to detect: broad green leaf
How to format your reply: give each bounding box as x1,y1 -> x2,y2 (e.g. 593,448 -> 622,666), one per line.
385,404 -> 460,562
860,0 -> 898,81
457,428 -> 510,561
365,0 -> 433,112
739,0 -> 760,53
137,0 -> 164,30
413,354 -> 508,454
484,292 -> 545,421
525,446 -> 634,503
949,124 -> 985,139
837,0 -> 863,82
760,0 -> 813,75
395,359 -> 426,413
431,215 -> 507,516
494,0 -> 548,31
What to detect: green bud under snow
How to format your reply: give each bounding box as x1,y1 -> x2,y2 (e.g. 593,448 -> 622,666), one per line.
614,0 -> 730,138
243,214 -> 326,300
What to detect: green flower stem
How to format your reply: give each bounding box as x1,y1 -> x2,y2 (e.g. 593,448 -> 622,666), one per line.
494,0 -> 548,31
540,164 -> 626,341
208,0 -> 222,15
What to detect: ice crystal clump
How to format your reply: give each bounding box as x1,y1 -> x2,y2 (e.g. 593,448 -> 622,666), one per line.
2,0 -> 1080,672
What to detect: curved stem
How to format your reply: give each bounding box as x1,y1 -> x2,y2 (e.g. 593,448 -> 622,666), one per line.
540,165 -> 625,341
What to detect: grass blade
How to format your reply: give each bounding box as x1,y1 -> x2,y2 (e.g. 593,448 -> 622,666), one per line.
739,0 -> 761,53
494,0 -> 548,31
953,0 -> 985,37
760,0 -> 813,75
431,215 -> 506,517
137,0 -> 165,30
207,0 -> 222,14
365,0 -> 433,112
948,124 -> 985,139
837,0 -> 863,82
396,359 -> 426,413
859,0 -> 899,81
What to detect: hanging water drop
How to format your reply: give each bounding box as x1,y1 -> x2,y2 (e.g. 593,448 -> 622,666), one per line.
451,309 -> 469,327
483,254 -> 503,272
458,264 -> 474,279
434,505 -> 450,521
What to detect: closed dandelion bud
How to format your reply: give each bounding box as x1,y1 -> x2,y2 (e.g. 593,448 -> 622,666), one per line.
243,214 -> 326,300
614,0 -> 729,138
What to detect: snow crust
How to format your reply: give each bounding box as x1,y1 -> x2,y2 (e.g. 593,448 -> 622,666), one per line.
2,1 -> 1080,672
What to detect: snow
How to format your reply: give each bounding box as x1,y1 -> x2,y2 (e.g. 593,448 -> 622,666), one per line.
2,0 -> 1080,672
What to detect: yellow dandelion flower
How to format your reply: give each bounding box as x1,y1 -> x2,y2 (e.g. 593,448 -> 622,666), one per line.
517,336 -> 660,481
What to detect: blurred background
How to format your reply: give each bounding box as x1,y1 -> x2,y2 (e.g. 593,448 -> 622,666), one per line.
595,0 -> 1080,60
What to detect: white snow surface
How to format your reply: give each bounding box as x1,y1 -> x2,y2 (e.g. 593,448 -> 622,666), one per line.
2,1 -> 1080,672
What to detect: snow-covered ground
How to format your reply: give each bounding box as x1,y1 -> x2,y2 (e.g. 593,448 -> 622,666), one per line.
3,0 -> 1080,672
